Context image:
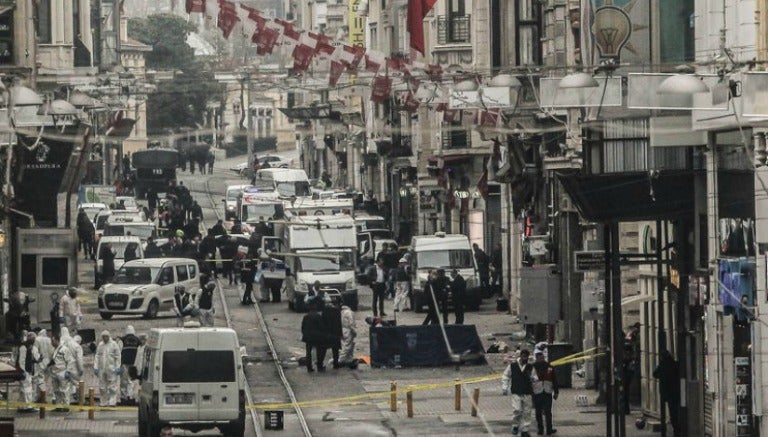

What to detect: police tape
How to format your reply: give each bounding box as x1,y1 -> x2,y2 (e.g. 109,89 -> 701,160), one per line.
4,350 -> 606,413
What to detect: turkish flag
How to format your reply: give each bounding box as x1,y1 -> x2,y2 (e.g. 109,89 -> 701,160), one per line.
370,76 -> 392,103
342,45 -> 365,70
402,92 -> 420,113
217,0 -> 239,39
254,23 -> 281,55
186,0 -> 205,13
407,0 -> 438,56
365,51 -> 386,73
329,61 -> 346,87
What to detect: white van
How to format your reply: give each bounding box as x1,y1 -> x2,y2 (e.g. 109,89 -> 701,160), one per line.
409,232 -> 482,311
98,258 -> 199,319
255,168 -> 311,197
94,236 -> 144,288
224,184 -> 252,220
138,327 -> 245,437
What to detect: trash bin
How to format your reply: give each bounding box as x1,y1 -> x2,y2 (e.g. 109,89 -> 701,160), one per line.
548,342 -> 573,388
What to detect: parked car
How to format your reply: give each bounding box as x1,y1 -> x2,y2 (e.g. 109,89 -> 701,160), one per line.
230,155 -> 294,176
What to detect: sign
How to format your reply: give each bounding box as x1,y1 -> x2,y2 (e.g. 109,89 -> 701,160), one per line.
735,356 -> 753,436
348,0 -> 365,49
574,251 -> 605,272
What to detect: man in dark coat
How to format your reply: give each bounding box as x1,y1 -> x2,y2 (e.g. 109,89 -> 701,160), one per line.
240,259 -> 255,305
321,301 -> 343,369
450,269 -> 467,324
301,300 -> 326,372
100,243 -> 116,285
76,209 -> 93,259
421,270 -> 441,325
654,350 -> 680,435
473,243 -> 491,297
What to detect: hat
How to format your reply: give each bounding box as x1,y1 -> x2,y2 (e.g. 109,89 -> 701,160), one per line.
100,330 -> 110,338
399,257 -> 408,264
175,229 -> 185,238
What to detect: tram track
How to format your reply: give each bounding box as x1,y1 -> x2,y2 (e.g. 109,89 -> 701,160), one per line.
186,175 -> 312,437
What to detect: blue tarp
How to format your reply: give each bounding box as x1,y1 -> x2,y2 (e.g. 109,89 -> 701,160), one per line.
369,324 -> 486,368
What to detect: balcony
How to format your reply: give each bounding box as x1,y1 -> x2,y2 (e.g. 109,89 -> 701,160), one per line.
441,124 -> 471,150
437,15 -> 471,44
434,15 -> 473,65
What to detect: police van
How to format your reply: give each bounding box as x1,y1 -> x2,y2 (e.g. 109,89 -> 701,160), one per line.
138,326 -> 245,437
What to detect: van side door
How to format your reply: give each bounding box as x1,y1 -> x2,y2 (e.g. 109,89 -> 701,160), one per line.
197,334 -> 239,421
157,266 -> 175,305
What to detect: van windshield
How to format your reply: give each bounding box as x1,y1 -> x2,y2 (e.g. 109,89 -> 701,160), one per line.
276,181 -> 310,197
162,350 -> 235,382
416,249 -> 474,270
112,266 -> 157,284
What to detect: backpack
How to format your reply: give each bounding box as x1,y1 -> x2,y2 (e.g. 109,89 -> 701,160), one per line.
366,264 -> 377,284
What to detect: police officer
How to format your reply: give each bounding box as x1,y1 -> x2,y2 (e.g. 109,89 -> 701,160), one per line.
17,332 -> 39,411
197,282 -> 216,327
241,258 -> 255,305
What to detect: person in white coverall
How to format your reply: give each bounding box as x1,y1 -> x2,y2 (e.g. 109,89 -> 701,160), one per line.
17,331 -> 40,409
33,329 -> 54,399
339,305 -> 357,366
70,335 -> 84,402
50,335 -> 77,409
94,330 -> 121,406
58,287 -> 82,333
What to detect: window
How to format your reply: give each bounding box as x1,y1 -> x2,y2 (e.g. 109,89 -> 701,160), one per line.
176,265 -> 189,281
35,0 -> 52,44
41,257 -> 68,286
516,0 -> 542,65
162,351 -> 235,382
21,254 -> 36,288
158,267 -> 174,285
188,264 -> 197,279
416,249 -> 474,270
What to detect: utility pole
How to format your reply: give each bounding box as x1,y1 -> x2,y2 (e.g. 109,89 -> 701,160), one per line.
244,70 -> 254,174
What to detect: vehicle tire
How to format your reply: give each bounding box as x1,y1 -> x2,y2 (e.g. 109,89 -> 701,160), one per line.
99,312 -> 113,320
143,299 -> 159,319
279,164 -> 288,168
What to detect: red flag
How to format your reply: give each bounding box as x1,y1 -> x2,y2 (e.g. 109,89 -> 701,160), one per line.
477,169 -> 488,199
477,110 -> 500,128
292,44 -> 315,72
407,0 -> 438,56
329,61 -> 346,87
371,76 -> 392,103
365,51 -> 385,73
217,0 -> 239,39
343,45 -> 365,70
402,92 -> 420,113
186,0 -> 205,13
427,64 -> 443,82
254,24 -> 281,55
309,32 -> 335,59
443,109 -> 458,122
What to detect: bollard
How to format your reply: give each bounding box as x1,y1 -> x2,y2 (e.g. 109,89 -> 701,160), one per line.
470,388 -> 480,417
454,379 -> 461,411
406,387 -> 413,418
88,388 -> 95,420
39,390 -> 46,419
78,381 -> 85,406
390,381 -> 397,412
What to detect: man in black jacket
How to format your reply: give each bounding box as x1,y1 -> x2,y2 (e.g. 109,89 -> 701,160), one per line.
450,269 -> 467,324
532,351 -> 559,435
240,259 -> 255,305
301,299 -> 326,372
321,300 -> 343,369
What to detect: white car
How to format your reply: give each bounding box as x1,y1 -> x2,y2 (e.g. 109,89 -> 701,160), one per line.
230,155 -> 294,176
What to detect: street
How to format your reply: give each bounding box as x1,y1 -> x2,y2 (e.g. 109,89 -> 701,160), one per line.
4,154 -> 663,436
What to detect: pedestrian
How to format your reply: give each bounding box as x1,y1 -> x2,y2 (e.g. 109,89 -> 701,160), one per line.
450,269 -> 467,324
147,187 -> 158,215
241,259 -> 255,305
197,281 -> 216,327
76,208 -> 93,259
118,326 -> 140,404
33,329 -> 53,399
339,304 -> 358,368
433,269 -> 450,324
132,334 -> 147,384
94,330 -> 121,407
502,349 -> 535,437
124,242 -> 139,262
393,257 -> 410,312
654,350 -> 680,435
58,287 -> 82,334
160,426 -> 174,437
211,219 -> 227,237
16,331 -> 39,411
473,243 -> 491,297
207,150 -> 215,174
384,243 -> 399,299
532,351 -> 559,436
301,299 -> 326,372
321,298 -> 343,369
421,270 -> 440,325
145,237 -> 162,258
181,288 -> 199,322
491,243 -> 503,294
189,200 -> 203,222
623,323 -> 640,414
50,335 -> 76,411
100,243 -> 116,285
371,259 -> 387,317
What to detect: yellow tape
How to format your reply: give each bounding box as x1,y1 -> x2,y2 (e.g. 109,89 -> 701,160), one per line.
4,350 -> 605,413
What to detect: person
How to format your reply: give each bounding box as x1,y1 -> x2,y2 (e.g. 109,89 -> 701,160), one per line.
433,269 -> 450,324
189,200 -> 203,222
124,242 -> 139,263
211,219 -> 227,237
230,219 -> 244,235
321,171 -> 332,189
207,150 -> 215,174
144,237 -> 162,258
33,329 -> 54,399
58,287 -> 82,334
384,243 -> 399,299
532,351 -> 559,436
197,281 -> 216,327
393,257 -> 410,312
50,335 -> 76,411
16,331 -> 40,411
118,326 -> 140,404
421,270 -> 440,325
76,208 -> 93,259
100,243 -> 116,285
122,153 -> 130,177
654,350 -> 680,435
473,243 -> 491,297
301,299 -> 326,372
160,426 -> 174,437
623,323 -> 640,414
70,335 -> 85,403
94,330 -> 121,407
7,289 -> 34,343
146,187 -> 158,215
133,334 -> 148,383
181,288 -> 199,321
339,304 -> 358,368
491,243 -> 503,293
450,269 -> 467,324
240,259 -> 255,305
321,298 -> 343,369
502,349 -> 535,437
371,259 -> 387,317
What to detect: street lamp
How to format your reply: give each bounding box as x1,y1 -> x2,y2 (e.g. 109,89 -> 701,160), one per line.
558,72 -> 599,89
657,75 -> 710,95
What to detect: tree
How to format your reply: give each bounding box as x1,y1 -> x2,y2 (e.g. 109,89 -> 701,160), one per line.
128,14 -> 221,136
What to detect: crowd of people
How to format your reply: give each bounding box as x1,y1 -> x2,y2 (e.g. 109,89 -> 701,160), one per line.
300,286 -> 358,372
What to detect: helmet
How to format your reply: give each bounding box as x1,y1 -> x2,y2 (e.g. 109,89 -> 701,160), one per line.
175,229 -> 185,238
